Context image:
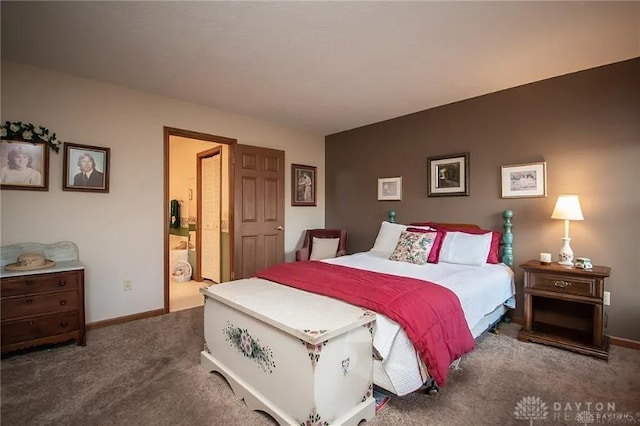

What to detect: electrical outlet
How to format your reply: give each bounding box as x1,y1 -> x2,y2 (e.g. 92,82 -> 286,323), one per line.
123,279 -> 133,291
603,291 -> 610,306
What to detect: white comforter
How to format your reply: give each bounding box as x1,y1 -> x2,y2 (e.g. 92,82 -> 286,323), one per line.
323,252 -> 515,394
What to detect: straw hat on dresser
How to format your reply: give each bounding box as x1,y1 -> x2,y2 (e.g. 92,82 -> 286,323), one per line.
5,252 -> 56,271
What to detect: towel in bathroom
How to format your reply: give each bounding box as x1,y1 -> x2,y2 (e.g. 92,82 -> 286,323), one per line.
170,199 -> 181,228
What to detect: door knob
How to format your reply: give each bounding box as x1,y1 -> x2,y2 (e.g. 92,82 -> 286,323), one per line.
275,226 -> 283,231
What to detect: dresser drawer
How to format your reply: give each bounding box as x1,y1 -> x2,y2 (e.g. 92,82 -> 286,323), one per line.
1,272 -> 79,297
1,312 -> 80,346
1,291 -> 79,320
527,272 -> 599,298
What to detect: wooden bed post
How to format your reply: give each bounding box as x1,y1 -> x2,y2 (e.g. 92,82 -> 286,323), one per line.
502,210 -> 513,267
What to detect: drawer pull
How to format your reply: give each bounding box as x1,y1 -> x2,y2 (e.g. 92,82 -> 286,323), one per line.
26,299 -> 33,304
58,281 -> 66,287
28,320 -> 34,326
60,300 -> 67,306
60,321 -> 68,328
554,280 -> 572,288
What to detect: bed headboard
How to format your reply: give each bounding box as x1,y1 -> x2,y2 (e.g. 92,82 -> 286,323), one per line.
387,209 -> 514,267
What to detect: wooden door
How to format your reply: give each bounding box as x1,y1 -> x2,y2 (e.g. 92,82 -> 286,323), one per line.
233,145 -> 285,279
198,147 -> 221,282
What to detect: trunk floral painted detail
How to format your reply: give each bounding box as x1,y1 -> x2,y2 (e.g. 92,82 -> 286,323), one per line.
301,329 -> 329,369
223,321 -> 276,373
341,357 -> 350,376
301,338 -> 327,368
299,406 -> 330,426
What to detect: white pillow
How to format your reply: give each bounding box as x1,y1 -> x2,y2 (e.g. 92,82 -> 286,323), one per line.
438,231 -> 492,266
370,221 -> 407,256
310,237 -> 340,260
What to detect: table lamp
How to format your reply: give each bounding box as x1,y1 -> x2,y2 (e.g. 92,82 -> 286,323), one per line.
551,194 -> 584,266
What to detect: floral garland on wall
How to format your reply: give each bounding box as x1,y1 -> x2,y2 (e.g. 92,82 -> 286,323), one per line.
0,121 -> 63,153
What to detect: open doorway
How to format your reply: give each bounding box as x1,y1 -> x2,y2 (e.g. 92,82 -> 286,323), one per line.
164,127 -> 235,313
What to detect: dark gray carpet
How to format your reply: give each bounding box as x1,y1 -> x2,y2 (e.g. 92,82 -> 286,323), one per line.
2,307 -> 639,425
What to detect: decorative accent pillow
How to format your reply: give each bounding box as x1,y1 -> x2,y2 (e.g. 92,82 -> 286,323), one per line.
438,231 -> 493,266
370,221 -> 407,256
389,230 -> 439,265
310,237 -> 340,260
406,227 -> 446,263
415,222 -> 502,264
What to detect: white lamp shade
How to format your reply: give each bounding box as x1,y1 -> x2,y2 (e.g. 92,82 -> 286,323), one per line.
551,195 -> 584,221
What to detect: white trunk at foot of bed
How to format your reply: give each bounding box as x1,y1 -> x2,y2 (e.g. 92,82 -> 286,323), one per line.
200,278 -> 376,426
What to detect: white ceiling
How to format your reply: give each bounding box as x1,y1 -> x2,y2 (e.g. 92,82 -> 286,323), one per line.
2,1 -> 639,135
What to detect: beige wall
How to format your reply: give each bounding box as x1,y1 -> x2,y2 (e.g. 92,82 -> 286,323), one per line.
1,62 -> 326,323
326,58 -> 640,340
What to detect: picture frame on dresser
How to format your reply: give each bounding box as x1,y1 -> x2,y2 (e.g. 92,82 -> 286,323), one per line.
63,142 -> 110,193
427,152 -> 469,197
500,161 -> 547,198
0,139 -> 49,191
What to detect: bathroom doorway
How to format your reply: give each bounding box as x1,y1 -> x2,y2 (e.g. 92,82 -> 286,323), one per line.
164,127 -> 235,313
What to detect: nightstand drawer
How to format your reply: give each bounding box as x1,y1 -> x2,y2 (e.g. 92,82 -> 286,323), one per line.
527,272 -> 598,298
1,291 -> 79,320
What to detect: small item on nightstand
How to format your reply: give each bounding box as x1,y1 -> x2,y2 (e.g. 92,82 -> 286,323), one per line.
539,252 -> 552,265
575,257 -> 593,270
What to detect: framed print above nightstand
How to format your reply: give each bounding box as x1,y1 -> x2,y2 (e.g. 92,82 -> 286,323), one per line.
501,162 -> 546,198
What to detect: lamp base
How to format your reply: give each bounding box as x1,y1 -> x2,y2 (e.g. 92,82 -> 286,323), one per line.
558,237 -> 574,266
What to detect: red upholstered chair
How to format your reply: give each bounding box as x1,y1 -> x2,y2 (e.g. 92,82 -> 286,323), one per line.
295,229 -> 348,261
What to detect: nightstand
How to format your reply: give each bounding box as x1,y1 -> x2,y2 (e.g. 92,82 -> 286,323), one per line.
518,260 -> 611,359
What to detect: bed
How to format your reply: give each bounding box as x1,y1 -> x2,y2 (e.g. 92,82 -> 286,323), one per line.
200,210 -> 515,422
324,250 -> 514,396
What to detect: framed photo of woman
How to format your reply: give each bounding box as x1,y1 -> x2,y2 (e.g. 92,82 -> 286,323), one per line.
63,142 -> 110,193
291,164 -> 316,206
0,140 -> 49,191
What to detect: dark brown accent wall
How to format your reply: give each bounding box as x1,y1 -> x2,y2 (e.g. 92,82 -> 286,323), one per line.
325,58 -> 640,341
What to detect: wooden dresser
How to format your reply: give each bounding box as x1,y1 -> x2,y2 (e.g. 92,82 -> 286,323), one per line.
518,260 -> 611,359
1,242 -> 85,355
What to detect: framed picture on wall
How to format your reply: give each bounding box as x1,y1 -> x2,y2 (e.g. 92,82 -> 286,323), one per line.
0,139 -> 49,191
377,176 -> 402,201
63,142 -> 110,193
291,163 -> 316,206
500,161 -> 547,198
427,152 -> 470,197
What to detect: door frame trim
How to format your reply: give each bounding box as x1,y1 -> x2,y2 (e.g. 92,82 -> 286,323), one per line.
163,127 -> 236,313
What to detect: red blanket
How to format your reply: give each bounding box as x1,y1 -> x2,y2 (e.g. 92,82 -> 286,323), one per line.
255,261 -> 474,387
